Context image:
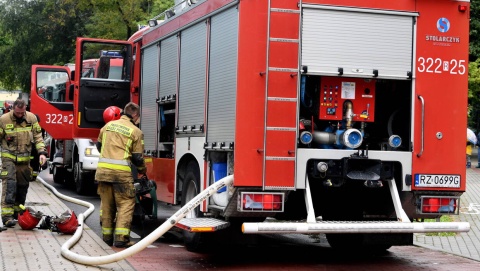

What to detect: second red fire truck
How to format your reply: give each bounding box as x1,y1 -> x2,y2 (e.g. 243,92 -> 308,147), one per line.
31,0 -> 471,251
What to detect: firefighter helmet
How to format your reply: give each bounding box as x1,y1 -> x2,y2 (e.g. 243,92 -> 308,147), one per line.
103,106 -> 122,123
55,210 -> 79,234
18,208 -> 42,230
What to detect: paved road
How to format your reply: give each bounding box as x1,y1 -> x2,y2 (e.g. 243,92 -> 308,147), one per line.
2,156 -> 480,271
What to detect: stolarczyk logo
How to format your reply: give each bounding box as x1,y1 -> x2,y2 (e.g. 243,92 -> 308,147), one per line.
437,17 -> 450,33
426,17 -> 459,46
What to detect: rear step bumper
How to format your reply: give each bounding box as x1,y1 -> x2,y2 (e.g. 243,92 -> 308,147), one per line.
175,218 -> 230,232
175,218 -> 470,234
241,221 -> 470,234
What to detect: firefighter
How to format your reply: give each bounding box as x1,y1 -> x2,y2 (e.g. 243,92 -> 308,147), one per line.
98,105 -> 123,224
95,102 -> 145,248
0,99 -> 47,227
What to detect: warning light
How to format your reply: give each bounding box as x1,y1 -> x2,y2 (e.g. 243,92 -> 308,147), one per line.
421,197 -> 457,213
458,5 -> 467,12
241,192 -> 284,211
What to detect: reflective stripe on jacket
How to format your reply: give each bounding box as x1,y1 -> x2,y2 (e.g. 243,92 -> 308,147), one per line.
95,115 -> 145,182
0,111 -> 46,163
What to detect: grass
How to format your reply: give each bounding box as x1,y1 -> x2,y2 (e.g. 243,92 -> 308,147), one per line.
422,215 -> 457,236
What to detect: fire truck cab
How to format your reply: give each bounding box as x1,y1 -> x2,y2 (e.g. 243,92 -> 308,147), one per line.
30,46 -> 129,194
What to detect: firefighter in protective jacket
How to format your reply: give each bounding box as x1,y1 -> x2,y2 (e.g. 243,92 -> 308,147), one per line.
95,102 -> 145,248
1,99 -> 47,227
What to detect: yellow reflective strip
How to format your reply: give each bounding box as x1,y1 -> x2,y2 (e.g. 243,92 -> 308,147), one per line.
33,122 -> 42,131
78,112 -> 82,125
36,142 -> 45,149
0,153 -> 29,161
1,171 -> 7,176
102,227 -> 113,235
16,157 -> 31,162
1,153 -> 16,159
1,208 -> 14,215
97,162 -> 131,172
5,127 -> 33,133
114,228 -> 130,235
141,139 -> 144,145
6,124 -> 13,129
124,139 -> 132,159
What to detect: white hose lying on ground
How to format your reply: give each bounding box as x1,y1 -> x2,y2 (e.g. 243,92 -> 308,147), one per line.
36,174 -> 234,266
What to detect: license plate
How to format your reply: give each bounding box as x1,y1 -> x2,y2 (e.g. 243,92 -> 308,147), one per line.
414,174 -> 461,188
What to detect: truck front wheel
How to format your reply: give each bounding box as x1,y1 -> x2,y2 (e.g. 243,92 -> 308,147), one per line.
53,166 -> 66,184
74,161 -> 92,195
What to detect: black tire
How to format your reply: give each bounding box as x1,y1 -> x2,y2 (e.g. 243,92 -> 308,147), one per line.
53,166 -> 66,184
74,161 -> 91,195
181,167 -> 208,252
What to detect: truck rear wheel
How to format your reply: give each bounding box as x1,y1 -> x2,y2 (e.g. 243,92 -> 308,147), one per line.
181,168 -> 209,252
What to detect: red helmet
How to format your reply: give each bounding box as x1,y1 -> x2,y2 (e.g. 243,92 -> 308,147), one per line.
18,208 -> 43,230
103,106 -> 122,123
55,210 -> 79,234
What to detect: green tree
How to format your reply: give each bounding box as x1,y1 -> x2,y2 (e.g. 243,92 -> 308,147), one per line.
0,0 -> 90,91
469,0 -> 480,130
0,0 -> 174,92
471,0 -> 480,61
82,0 -> 173,40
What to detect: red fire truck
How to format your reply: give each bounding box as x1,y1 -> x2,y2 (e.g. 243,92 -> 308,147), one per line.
31,0 -> 471,251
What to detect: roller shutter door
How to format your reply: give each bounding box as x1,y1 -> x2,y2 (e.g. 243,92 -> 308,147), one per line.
302,5 -> 417,79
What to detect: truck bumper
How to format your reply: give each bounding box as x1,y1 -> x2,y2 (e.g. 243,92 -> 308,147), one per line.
82,156 -> 99,171
241,221 -> 470,234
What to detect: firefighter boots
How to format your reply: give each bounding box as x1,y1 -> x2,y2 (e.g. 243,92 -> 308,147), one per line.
114,240 -> 136,248
4,219 -> 17,227
103,235 -> 114,246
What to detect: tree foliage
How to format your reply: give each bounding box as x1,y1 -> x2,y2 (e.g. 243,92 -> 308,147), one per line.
0,0 -> 90,91
470,0 -> 480,131
82,0 -> 173,41
0,0 -> 173,92
471,0 -> 480,62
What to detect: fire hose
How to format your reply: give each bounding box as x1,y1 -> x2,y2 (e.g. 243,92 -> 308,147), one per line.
36,174 -> 234,266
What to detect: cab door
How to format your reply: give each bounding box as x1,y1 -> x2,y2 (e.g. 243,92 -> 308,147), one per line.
72,38 -> 133,139
30,65 -> 74,139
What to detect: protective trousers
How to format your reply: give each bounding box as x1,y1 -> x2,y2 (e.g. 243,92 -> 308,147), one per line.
1,161 -> 32,223
97,181 -> 135,243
